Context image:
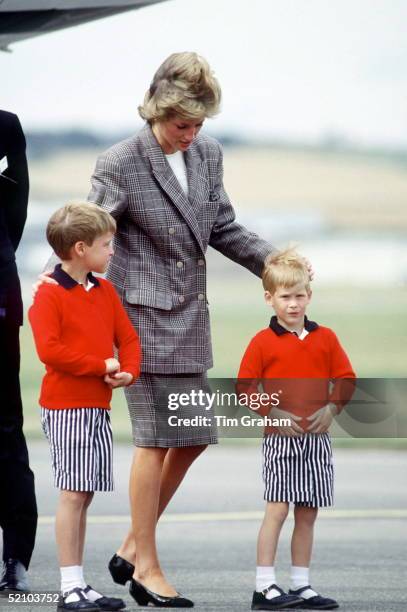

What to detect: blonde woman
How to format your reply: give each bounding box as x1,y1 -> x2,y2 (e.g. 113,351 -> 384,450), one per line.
88,52 -> 275,607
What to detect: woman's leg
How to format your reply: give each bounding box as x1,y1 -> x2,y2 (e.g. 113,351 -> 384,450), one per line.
117,445 -> 207,564
157,444 -> 207,514
129,447 -> 177,595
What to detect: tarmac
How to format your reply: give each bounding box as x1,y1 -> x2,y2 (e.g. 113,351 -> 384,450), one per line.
1,441 -> 406,612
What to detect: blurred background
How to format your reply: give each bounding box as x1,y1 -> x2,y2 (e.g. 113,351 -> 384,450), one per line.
2,0 -> 407,442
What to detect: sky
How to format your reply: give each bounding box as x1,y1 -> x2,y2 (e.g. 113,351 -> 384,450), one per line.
1,0 -> 407,147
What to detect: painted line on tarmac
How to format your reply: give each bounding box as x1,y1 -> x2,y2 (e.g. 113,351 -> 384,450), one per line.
38,508 -> 407,525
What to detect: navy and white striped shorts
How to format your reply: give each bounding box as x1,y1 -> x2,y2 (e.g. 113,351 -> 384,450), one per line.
41,408 -> 113,492
262,433 -> 334,507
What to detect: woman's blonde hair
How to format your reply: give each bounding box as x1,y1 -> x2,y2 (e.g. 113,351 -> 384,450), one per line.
46,201 -> 116,260
262,248 -> 311,294
138,52 -> 221,123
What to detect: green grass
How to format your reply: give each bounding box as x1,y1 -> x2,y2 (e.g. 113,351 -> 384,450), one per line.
21,283 -> 407,441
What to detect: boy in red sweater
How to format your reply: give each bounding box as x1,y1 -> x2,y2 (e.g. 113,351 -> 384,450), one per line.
238,249 -> 355,611
29,203 -> 141,612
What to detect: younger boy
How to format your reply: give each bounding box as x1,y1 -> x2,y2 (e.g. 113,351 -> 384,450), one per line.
29,203 -> 141,611
238,249 -> 355,610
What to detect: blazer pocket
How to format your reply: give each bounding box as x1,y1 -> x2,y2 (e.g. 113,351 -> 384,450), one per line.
125,289 -> 172,311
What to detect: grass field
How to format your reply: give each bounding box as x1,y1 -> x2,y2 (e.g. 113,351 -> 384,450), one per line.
21,280 -> 407,443
29,145 -> 407,229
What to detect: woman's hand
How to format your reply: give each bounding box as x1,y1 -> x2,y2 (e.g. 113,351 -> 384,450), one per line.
302,257 -> 314,281
270,407 -> 304,436
104,371 -> 133,389
306,403 -> 338,433
32,270 -> 58,299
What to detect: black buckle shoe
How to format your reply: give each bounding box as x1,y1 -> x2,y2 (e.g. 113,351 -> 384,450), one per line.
58,588 -> 100,611
0,559 -> 29,593
251,584 -> 303,610
83,585 -> 126,611
129,579 -> 194,608
108,555 -> 134,586
288,586 -> 339,610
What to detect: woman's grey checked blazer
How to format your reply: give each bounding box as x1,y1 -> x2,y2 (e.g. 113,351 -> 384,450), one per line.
88,123 -> 273,374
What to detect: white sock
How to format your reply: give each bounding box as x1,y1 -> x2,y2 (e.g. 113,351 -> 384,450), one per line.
84,586 -> 103,603
256,566 -> 281,599
77,566 -> 86,590
60,565 -> 85,600
290,566 -> 317,599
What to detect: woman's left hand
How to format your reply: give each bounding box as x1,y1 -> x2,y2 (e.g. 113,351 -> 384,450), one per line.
104,371 -> 133,389
302,257 -> 314,281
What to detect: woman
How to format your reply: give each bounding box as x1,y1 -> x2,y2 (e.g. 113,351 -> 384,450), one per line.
33,52 -> 275,607
86,52 -> 276,607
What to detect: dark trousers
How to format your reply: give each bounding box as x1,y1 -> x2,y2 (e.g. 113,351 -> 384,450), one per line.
0,317 -> 37,570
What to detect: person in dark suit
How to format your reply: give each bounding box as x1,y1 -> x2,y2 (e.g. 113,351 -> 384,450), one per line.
0,110 -> 37,593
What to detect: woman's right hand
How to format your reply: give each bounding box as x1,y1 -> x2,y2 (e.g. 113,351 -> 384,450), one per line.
105,357 -> 120,374
32,271 -> 58,299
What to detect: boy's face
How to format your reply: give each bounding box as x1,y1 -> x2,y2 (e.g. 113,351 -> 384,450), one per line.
75,232 -> 114,273
265,282 -> 311,330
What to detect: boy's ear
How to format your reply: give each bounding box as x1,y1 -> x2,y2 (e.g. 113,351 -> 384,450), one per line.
264,291 -> 274,306
307,289 -> 313,301
73,241 -> 86,257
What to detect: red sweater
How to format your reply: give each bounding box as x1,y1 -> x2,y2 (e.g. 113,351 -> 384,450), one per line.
238,316 -> 355,433
29,268 -> 141,410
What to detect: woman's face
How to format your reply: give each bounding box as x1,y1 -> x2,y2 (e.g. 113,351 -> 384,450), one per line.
153,116 -> 204,154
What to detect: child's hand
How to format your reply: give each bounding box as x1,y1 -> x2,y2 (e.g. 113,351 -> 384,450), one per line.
104,371 -> 133,389
32,270 -> 57,299
104,357 -> 120,374
306,403 -> 338,433
270,407 -> 304,436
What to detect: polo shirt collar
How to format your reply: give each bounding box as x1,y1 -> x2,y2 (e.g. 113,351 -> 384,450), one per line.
269,315 -> 319,336
51,264 -> 100,290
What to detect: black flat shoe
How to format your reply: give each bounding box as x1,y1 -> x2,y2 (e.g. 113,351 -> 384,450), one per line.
251,584 -> 303,610
58,588 -> 100,611
83,585 -> 126,611
108,555 -> 134,586
288,586 -> 339,610
129,579 -> 194,608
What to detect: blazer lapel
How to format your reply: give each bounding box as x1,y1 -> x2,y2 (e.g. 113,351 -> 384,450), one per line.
184,144 -> 202,210
140,124 -> 204,252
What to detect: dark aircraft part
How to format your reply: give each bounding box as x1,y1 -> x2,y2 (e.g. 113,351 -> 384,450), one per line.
0,2 -> 164,49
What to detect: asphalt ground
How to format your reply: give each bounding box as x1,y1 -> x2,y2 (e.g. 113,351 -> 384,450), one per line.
1,442 -> 406,612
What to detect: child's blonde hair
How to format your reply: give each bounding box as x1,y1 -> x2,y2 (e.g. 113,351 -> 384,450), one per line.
46,202 -> 116,260
262,248 -> 311,294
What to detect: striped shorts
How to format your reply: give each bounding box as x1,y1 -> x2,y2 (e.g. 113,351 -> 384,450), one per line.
41,407 -> 113,492
262,433 -> 334,507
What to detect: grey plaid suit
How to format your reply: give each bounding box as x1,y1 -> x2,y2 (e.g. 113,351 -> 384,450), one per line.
88,123 -> 274,375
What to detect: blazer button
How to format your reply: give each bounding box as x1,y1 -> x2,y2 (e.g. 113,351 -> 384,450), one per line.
198,293 -> 205,301
179,296 -> 185,303
176,261 -> 184,268
197,259 -> 205,266
168,227 -> 175,234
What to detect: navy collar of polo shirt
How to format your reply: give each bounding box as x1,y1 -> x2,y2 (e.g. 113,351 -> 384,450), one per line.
269,315 -> 319,336
51,264 -> 100,290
